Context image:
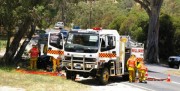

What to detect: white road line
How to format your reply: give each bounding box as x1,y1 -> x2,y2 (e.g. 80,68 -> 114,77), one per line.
171,81 -> 180,85
124,82 -> 156,91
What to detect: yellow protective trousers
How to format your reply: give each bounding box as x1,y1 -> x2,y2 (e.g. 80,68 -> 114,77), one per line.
128,67 -> 136,82
51,57 -> 60,72
138,70 -> 146,82
30,57 -> 38,69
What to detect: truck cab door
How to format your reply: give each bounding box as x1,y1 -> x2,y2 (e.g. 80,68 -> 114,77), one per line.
47,32 -> 64,58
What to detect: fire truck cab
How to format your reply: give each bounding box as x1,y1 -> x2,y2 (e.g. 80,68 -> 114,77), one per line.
62,28 -> 144,85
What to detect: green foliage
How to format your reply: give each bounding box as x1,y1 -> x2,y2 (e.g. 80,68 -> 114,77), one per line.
162,0 -> 180,16
1,0 -> 57,30
158,0 -> 180,60
108,15 -> 126,32
109,6 -> 149,42
1,0 -> 180,63
172,16 -> 180,55
159,14 -> 175,59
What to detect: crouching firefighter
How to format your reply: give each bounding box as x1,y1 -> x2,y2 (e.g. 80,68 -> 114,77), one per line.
137,61 -> 147,83
127,54 -> 137,82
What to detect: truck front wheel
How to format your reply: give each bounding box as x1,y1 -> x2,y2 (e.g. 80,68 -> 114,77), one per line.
168,63 -> 174,68
71,72 -> 76,81
99,68 -> 109,85
66,71 -> 76,80
66,71 -> 71,79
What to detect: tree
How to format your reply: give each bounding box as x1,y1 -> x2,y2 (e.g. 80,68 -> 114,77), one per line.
1,0 -> 57,66
134,0 -> 163,63
13,1 -> 60,65
159,14 -> 175,60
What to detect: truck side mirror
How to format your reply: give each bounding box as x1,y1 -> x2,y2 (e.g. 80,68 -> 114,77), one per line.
57,39 -> 63,49
60,40 -> 63,46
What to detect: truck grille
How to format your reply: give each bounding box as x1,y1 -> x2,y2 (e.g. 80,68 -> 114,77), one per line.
64,56 -> 96,62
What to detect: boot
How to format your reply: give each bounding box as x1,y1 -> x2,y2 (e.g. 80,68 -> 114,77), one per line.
143,80 -> 147,84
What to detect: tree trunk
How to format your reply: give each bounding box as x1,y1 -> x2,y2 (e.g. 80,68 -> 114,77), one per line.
13,25 -> 36,65
3,30 -> 12,65
144,1 -> 162,63
5,30 -> 11,52
3,18 -> 31,66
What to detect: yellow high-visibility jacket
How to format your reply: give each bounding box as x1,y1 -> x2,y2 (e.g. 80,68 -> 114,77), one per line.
137,63 -> 147,73
127,58 -> 137,71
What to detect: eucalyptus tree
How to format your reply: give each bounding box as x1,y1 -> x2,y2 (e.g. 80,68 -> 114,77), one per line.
134,0 -> 163,63
1,0 -> 58,66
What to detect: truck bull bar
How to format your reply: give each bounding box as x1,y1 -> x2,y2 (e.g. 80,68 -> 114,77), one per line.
62,55 -> 97,72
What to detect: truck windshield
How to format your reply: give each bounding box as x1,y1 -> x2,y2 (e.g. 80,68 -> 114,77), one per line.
65,33 -> 99,53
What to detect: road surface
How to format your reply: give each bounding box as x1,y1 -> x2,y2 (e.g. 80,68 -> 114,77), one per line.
76,64 -> 180,91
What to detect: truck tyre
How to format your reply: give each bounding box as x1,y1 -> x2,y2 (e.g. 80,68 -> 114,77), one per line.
66,71 -> 71,79
83,75 -> 89,78
122,74 -> 129,81
168,63 -> 174,68
71,72 -> 76,81
99,68 -> 109,85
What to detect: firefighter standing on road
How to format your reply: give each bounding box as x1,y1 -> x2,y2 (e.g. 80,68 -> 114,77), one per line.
127,54 -> 137,82
29,44 -> 39,69
137,61 -> 147,83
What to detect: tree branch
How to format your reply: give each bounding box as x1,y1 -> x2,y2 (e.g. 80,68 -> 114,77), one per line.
156,0 -> 163,12
144,0 -> 150,6
134,0 -> 151,17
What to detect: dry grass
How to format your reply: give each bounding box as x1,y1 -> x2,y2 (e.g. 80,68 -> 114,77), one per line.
164,70 -> 180,76
0,68 -> 90,91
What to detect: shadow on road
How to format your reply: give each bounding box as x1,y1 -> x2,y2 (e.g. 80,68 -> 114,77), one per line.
148,70 -> 160,73
76,76 -> 127,86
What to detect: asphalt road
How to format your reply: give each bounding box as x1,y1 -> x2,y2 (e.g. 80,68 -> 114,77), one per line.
76,64 -> 180,91
135,64 -> 180,91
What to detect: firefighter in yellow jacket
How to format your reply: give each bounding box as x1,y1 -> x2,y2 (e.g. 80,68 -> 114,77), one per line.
137,61 -> 147,83
29,44 -> 39,69
127,54 -> 137,82
50,57 -> 60,72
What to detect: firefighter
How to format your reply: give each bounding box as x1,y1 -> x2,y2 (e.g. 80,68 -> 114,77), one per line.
137,61 -> 147,83
50,57 -> 60,72
29,44 -> 39,69
127,54 -> 137,82
43,44 -> 47,55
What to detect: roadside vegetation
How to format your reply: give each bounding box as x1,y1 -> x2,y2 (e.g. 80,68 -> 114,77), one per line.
0,38 -> 6,52
0,67 -> 90,91
0,0 -> 179,66
165,70 -> 180,76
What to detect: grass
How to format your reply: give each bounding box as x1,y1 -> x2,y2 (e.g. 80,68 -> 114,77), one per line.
0,68 -> 91,91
